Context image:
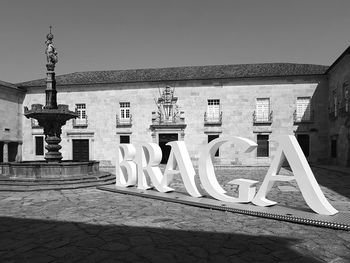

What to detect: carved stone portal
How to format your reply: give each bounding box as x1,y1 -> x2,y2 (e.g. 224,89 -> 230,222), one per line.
150,86 -> 187,156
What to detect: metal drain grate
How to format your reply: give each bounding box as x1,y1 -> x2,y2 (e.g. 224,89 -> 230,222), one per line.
98,185 -> 350,231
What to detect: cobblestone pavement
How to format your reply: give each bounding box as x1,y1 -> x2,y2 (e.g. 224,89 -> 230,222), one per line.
0,167 -> 349,262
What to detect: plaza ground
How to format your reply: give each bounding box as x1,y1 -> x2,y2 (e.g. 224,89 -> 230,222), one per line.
0,166 -> 349,262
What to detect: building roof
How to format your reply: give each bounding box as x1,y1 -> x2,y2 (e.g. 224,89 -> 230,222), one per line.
16,63 -> 329,87
0,80 -> 25,92
0,80 -> 19,89
325,45 -> 350,74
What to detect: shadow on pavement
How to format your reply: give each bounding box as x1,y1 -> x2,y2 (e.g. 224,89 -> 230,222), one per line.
281,165 -> 350,200
311,167 -> 350,200
0,216 -> 323,263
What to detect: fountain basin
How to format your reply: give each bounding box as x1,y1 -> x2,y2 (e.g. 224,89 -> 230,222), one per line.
24,104 -> 78,124
0,161 -> 99,179
24,104 -> 78,162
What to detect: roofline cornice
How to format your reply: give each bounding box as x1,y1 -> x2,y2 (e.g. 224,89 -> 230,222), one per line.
20,73 -> 327,88
0,84 -> 26,93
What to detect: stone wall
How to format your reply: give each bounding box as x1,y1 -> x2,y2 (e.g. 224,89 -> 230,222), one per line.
22,75 -> 328,166
0,86 -> 24,142
0,85 -> 25,162
327,51 -> 350,166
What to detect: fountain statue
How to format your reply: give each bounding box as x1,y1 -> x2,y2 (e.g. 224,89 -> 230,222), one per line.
24,27 -> 78,162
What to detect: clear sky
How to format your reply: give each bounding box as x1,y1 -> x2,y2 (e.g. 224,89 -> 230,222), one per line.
0,0 -> 349,83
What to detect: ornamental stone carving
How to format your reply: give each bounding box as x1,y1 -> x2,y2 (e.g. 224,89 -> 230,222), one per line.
45,26 -> 58,66
152,86 -> 185,125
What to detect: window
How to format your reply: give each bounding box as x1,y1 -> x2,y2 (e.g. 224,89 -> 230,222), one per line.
76,104 -> 86,119
35,136 -> 44,156
332,90 -> 337,117
120,102 -> 130,120
208,134 -> 219,157
207,99 -> 220,121
256,98 -> 270,122
120,135 -> 130,144
297,134 -> 310,157
257,135 -> 269,157
74,104 -> 88,127
296,97 -> 311,121
331,139 -> 337,158
343,83 -> 349,112
346,88 -> 349,112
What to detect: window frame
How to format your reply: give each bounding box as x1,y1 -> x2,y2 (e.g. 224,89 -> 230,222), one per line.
255,98 -> 270,122
296,97 -> 311,121
35,136 -> 44,156
120,135 -> 130,144
207,134 -> 220,157
120,102 -> 131,120
257,134 -> 269,157
207,99 -> 221,120
76,103 -> 86,120
333,90 -> 338,117
343,83 -> 349,112
331,139 -> 337,158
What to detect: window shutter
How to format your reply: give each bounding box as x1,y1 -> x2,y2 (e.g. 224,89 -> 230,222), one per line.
256,99 -> 269,120
207,100 -> 220,119
297,98 -> 310,120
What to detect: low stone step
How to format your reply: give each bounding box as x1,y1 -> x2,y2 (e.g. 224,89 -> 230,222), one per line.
0,172 -> 112,182
0,173 -> 116,191
0,179 -> 116,192
0,174 -> 115,186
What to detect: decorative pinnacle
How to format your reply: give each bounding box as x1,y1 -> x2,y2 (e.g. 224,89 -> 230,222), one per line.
46,26 -> 54,41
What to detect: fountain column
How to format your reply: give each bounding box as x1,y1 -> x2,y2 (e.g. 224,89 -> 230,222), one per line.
43,29 -> 62,162
44,64 -> 57,109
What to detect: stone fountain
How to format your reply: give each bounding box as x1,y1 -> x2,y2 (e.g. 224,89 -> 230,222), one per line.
0,29 -> 101,180
24,28 -> 78,162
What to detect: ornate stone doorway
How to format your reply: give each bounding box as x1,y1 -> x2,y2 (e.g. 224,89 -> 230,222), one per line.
159,133 -> 178,164
150,86 -> 187,163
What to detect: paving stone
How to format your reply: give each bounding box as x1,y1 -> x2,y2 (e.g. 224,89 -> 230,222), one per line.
74,237 -> 106,248
20,254 -> 55,263
210,254 -> 230,263
102,241 -> 130,252
0,167 -> 348,262
188,246 -> 209,258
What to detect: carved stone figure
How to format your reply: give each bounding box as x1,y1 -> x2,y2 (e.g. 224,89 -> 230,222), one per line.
45,29 -> 58,66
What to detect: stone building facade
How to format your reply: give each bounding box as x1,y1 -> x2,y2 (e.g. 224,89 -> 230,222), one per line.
0,81 -> 25,163
0,46 -> 349,168
326,46 -> 350,166
17,64 -> 330,168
